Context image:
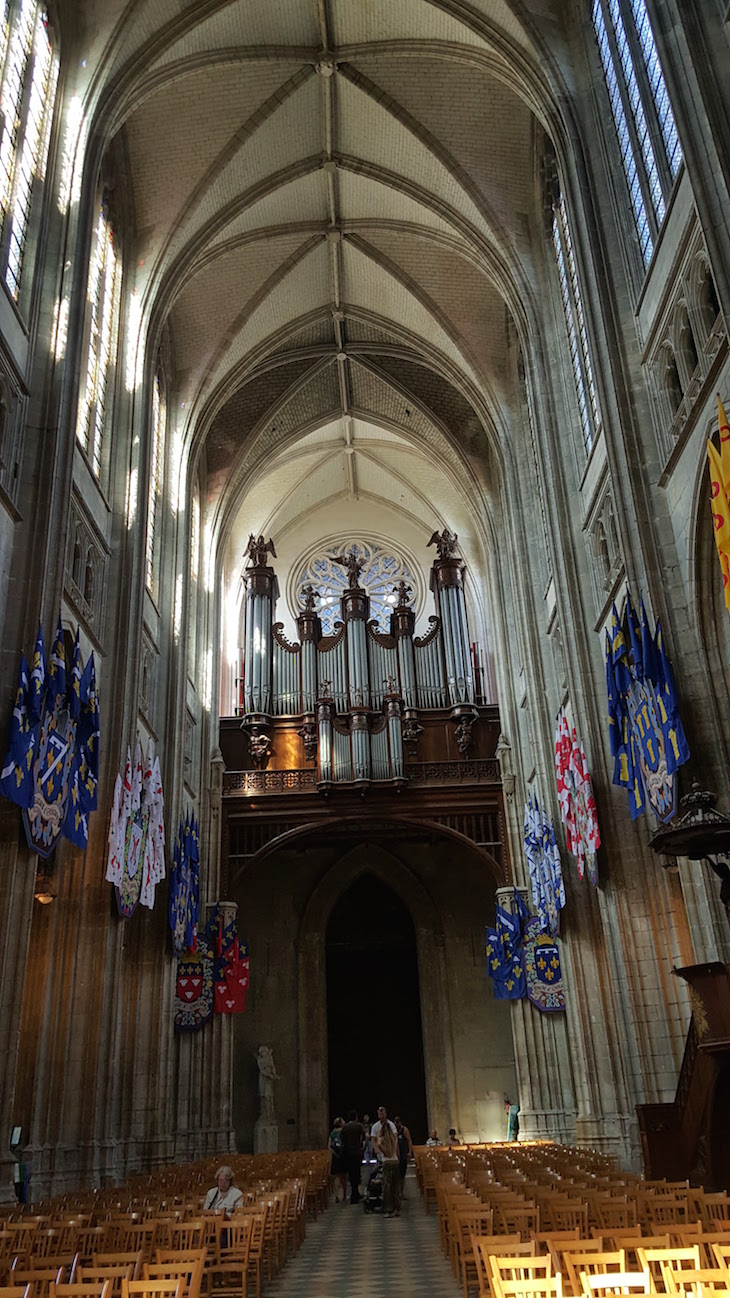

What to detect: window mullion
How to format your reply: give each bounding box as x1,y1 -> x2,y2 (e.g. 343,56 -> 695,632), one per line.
557,197 -> 600,449
620,0 -> 673,201
602,0 -> 661,237
0,2 -> 34,277
593,0 -> 655,267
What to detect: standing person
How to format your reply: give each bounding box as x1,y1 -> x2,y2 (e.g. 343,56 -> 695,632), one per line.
371,1104 -> 400,1217
362,1112 -> 373,1163
340,1108 -> 365,1203
394,1116 -> 413,1198
329,1117 -> 348,1202
505,1097 -> 520,1142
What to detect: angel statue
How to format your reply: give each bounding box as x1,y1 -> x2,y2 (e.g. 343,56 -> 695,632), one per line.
330,548 -> 365,589
244,534 -> 276,568
427,528 -> 459,560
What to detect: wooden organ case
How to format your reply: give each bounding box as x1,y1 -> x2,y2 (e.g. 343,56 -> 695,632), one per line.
219,531 -> 509,889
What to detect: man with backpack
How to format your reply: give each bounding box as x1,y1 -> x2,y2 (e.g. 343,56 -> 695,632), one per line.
371,1104 -> 400,1217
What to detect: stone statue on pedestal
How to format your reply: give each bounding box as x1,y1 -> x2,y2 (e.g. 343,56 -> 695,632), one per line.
254,1044 -> 280,1153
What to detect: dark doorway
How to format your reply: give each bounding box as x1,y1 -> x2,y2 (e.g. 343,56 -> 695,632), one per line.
710,1065 -> 730,1191
326,872 -> 428,1142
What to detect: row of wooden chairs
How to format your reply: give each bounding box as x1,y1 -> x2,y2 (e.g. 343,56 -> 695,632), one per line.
416,1141 -> 730,1298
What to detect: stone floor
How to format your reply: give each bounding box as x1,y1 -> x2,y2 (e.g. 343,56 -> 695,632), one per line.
267,1174 -> 461,1297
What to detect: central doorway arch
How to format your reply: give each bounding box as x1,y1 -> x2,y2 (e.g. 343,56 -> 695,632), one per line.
325,873 -> 428,1141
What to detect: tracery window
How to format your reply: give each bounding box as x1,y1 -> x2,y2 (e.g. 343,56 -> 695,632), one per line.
188,481 -> 200,666
592,0 -> 682,269
518,351 -> 551,578
294,540 -> 415,636
145,372 -> 166,595
0,1 -> 58,301
76,207 -> 120,475
552,193 -> 601,456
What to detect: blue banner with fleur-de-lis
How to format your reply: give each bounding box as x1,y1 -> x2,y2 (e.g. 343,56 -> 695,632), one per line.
524,916 -> 565,1012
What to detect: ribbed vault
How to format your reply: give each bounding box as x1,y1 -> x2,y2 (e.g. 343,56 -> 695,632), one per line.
60,0 -> 568,599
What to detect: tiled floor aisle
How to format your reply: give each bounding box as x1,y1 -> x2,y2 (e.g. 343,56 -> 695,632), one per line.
267,1178 -> 461,1297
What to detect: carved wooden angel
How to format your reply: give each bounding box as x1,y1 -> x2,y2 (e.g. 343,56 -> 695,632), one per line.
427,528 -> 459,560
244,534 -> 276,567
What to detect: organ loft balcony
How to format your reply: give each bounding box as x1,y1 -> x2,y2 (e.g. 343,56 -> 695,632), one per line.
218,531 -> 510,890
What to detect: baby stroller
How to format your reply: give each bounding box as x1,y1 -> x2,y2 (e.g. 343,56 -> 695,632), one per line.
363,1164 -> 383,1213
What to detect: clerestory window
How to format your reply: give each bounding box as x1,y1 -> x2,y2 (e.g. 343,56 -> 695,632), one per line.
552,192 -> 601,456
0,0 -> 58,302
592,0 -> 682,270
76,207 -> 121,476
145,372 -> 166,596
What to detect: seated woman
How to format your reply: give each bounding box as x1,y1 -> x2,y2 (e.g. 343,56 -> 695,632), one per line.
203,1165 -> 244,1212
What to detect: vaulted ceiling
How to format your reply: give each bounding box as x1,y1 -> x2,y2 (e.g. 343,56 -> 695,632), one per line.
61,0 -> 569,576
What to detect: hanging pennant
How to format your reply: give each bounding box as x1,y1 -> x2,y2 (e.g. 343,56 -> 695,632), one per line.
174,931 -> 214,1032
555,707 -> 600,885
116,739 -> 148,917
524,917 -> 566,1012
209,905 -> 250,1014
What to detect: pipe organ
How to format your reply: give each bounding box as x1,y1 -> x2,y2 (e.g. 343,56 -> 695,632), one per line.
239,530 -> 479,786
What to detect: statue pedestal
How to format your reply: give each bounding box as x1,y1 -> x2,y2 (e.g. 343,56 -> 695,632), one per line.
253,1118 -> 278,1154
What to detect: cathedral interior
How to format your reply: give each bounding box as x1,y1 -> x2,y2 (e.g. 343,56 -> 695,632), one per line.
0,0 -> 730,1201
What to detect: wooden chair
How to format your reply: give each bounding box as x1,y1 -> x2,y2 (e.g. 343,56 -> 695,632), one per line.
165,1232 -> 203,1258
609,1235 -> 670,1271
644,1199 -> 691,1231
121,1282 -> 183,1298
563,1251 -> 626,1298
497,1207 -> 541,1243
117,1232 -> 158,1266
703,1198 -> 730,1231
207,1219 -> 253,1298
542,1203 -> 589,1237
91,1260 -> 143,1285
579,1271 -> 651,1297
489,1252 -> 552,1298
143,1255 -> 204,1298
496,1279 -> 562,1298
636,1244 -> 702,1293
240,1212 -> 266,1298
75,1266 -> 135,1298
50,1285 -> 111,1298
0,1287 -> 31,1298
712,1244 -> 730,1272
535,1233 -> 581,1254
663,1268 -> 730,1295
31,1237 -> 70,1263
550,1241 -> 605,1280
13,1268 -> 71,1298
472,1239 -> 534,1298
450,1208 -> 495,1297
592,1200 -> 638,1233
74,1235 -> 109,1268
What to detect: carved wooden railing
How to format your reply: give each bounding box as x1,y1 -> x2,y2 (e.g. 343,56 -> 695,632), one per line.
637,964 -> 730,1182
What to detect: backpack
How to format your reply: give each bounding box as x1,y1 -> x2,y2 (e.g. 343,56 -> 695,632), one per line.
379,1120 -> 397,1160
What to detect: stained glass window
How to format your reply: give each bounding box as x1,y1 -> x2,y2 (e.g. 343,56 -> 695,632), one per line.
145,374 -> 166,594
593,0 -> 682,270
0,2 -> 58,300
294,540 -> 416,636
76,209 -> 120,475
552,195 -> 600,456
